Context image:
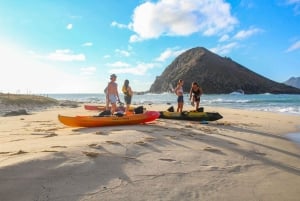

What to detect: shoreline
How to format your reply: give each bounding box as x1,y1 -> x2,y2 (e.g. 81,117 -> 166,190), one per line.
1,103 -> 300,200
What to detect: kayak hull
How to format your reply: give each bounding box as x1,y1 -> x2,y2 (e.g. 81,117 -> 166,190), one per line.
58,111 -> 160,127
159,111 -> 223,121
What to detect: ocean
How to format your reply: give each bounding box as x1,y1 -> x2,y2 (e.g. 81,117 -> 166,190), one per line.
47,93 -> 300,116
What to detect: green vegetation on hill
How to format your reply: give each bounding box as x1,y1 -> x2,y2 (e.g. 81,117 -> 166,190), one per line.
0,93 -> 59,106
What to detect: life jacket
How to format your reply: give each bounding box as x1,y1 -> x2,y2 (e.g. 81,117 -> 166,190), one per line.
122,86 -> 130,96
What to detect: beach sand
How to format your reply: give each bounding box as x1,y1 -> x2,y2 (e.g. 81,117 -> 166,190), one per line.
0,104 -> 299,201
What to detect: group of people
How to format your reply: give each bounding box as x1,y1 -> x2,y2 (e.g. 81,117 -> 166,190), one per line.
174,79 -> 203,112
105,74 -> 203,115
105,74 -> 133,114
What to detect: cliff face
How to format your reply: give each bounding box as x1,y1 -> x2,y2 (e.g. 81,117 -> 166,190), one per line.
149,47 -> 300,94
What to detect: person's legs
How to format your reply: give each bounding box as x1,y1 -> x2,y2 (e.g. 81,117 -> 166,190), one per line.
179,102 -> 183,112
109,95 -> 117,114
177,96 -> 184,112
196,101 -> 199,110
111,103 -> 117,114
124,96 -> 132,113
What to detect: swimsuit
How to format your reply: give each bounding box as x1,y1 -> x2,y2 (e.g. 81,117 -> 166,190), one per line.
108,94 -> 118,104
177,95 -> 184,103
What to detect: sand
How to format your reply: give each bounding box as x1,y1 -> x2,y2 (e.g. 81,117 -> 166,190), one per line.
0,104 -> 299,201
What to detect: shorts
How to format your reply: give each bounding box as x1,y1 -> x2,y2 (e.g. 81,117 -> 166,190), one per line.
177,95 -> 184,103
124,95 -> 132,104
193,96 -> 200,102
108,94 -> 118,104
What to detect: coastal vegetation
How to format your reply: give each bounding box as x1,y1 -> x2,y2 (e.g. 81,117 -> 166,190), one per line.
0,93 -> 58,106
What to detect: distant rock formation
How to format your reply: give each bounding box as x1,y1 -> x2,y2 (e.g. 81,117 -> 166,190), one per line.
284,77 -> 300,89
149,47 -> 300,94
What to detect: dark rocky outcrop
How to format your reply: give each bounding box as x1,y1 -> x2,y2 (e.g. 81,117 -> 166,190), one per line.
149,47 -> 300,94
3,109 -> 29,117
284,77 -> 300,89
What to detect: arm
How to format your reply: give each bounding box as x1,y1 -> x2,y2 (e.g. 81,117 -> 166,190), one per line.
128,86 -> 133,96
116,84 -> 120,101
199,87 -> 203,96
189,88 -> 193,100
174,85 -> 179,95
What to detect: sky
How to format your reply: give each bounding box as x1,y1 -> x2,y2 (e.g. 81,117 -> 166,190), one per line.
0,0 -> 300,94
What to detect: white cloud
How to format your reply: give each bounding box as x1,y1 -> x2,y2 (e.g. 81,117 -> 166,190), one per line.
155,48 -> 186,62
111,21 -> 129,29
233,27 -> 263,40
282,0 -> 300,15
115,49 -> 131,57
210,42 -> 239,55
109,62 -> 159,75
219,34 -> 230,42
82,42 -> 93,47
107,61 -> 131,68
286,40 -> 300,52
47,49 -> 85,61
128,0 -> 238,42
66,23 -> 73,30
80,66 -> 97,76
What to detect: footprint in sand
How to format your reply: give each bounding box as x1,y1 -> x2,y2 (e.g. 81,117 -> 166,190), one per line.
82,151 -> 101,158
180,133 -> 195,137
164,135 -> 178,140
134,141 -> 147,146
203,147 -> 224,155
95,131 -> 108,135
44,133 -> 58,138
144,137 -> 156,142
0,152 -> 11,155
228,141 -> 239,146
216,121 -> 231,126
88,144 -> 104,149
159,158 -> 176,162
42,150 -> 58,153
50,146 -> 67,148
106,140 -> 121,145
10,150 -> 28,155
251,150 -> 266,156
9,139 -> 25,142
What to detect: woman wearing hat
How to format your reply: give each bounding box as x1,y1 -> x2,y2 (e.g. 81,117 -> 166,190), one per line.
105,74 -> 120,114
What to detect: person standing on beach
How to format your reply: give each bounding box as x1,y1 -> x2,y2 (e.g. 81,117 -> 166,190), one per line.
174,79 -> 184,112
105,74 -> 120,114
122,79 -> 133,113
189,81 -> 203,111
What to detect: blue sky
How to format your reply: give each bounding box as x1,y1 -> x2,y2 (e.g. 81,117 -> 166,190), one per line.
0,0 -> 299,94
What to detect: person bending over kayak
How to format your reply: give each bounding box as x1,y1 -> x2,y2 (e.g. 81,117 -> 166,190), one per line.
189,81 -> 203,111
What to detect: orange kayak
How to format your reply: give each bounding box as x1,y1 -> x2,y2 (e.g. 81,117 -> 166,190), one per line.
58,111 -> 160,127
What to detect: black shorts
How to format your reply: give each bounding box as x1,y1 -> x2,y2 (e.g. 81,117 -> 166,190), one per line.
177,95 -> 184,103
124,95 -> 132,104
193,96 -> 200,102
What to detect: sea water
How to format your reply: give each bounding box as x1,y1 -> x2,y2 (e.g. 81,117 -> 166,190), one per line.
47,93 -> 300,115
